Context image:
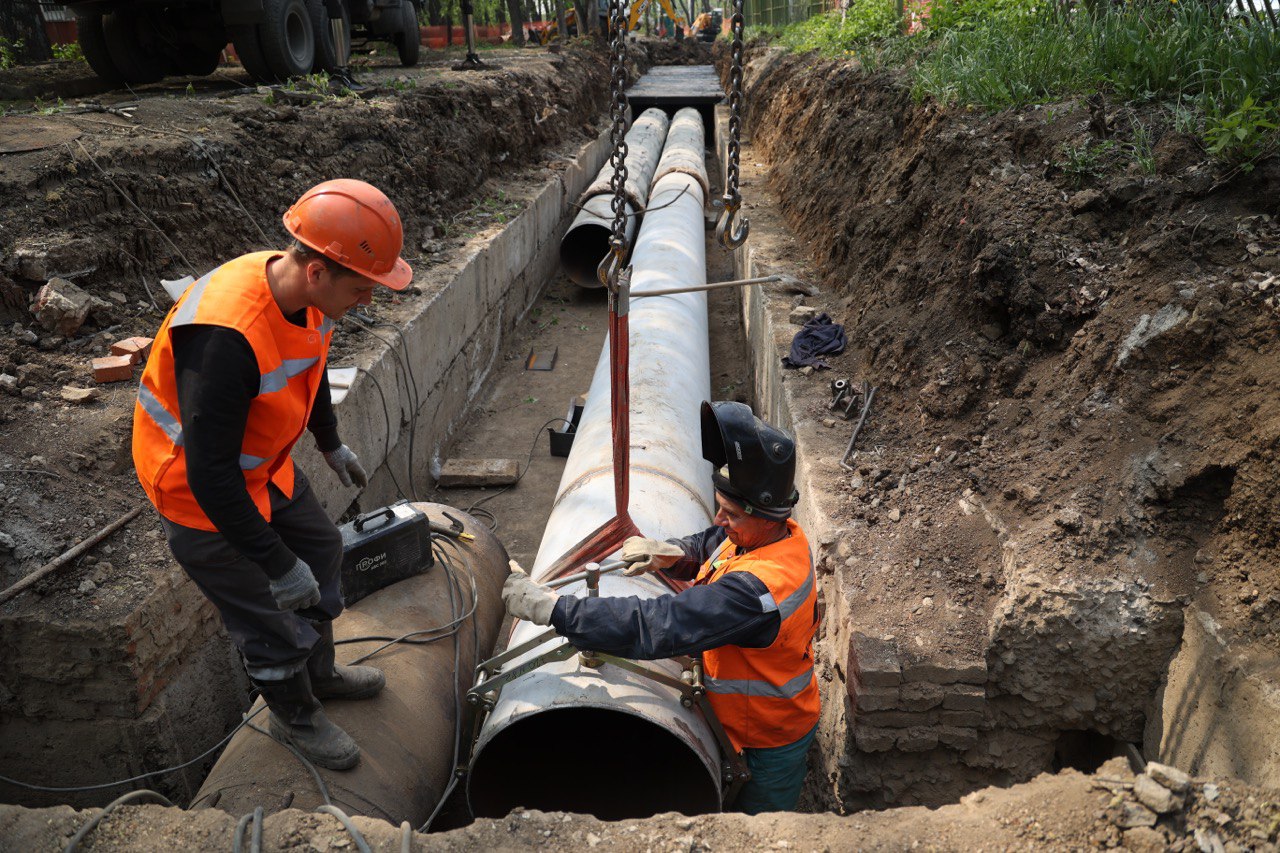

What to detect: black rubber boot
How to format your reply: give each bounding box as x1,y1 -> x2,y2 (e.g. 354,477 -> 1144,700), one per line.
308,621 -> 386,701
254,670 -> 362,771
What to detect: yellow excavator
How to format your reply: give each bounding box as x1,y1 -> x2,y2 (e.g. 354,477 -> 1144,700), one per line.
530,0 -> 688,43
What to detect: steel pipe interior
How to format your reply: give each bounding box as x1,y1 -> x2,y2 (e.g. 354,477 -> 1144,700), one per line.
467,707 -> 723,819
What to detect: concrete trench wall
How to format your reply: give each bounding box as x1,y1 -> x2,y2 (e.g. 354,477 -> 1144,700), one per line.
0,127 -> 612,809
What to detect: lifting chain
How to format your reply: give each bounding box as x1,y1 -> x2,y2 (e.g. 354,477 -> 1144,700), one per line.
596,0 -> 633,292
715,0 -> 749,250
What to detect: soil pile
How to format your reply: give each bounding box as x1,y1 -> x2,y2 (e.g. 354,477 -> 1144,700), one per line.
738,44 -> 1280,804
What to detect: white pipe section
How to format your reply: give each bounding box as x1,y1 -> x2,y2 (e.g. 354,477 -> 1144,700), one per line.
467,109 -> 723,818
560,107 -> 671,288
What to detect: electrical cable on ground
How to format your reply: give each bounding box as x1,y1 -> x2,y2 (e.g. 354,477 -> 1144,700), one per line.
63,789 -> 174,853
244,719 -> 333,806
232,805 -> 264,853
345,316 -> 424,501
462,417 -> 573,534
0,705 -> 267,793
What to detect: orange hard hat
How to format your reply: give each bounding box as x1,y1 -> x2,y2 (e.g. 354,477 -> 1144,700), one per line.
282,179 -> 413,291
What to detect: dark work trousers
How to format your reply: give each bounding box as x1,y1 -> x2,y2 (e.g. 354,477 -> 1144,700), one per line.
161,472 -> 344,680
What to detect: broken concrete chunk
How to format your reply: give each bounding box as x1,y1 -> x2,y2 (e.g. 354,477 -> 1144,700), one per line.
92,355 -> 135,383
60,386 -> 100,404
1113,801 -> 1158,828
1144,761 -> 1190,794
31,277 -> 93,337
437,458 -> 521,487
852,633 -> 901,687
110,336 -> 154,365
0,374 -> 17,396
1133,773 -> 1185,814
788,305 -> 819,325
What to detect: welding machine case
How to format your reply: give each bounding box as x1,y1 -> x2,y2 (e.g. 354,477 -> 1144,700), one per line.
339,502 -> 433,605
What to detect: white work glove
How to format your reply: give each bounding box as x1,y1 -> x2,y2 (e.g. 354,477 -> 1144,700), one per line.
323,444 -> 368,488
268,557 -> 321,611
620,536 -> 685,577
502,560 -> 559,626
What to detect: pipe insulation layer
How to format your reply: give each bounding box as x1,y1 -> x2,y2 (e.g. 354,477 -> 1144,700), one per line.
560,107 -> 671,288
192,504 -> 508,826
468,108 -> 721,820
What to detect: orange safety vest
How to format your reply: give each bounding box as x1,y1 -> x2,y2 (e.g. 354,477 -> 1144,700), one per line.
132,251 -> 334,531
694,519 -> 820,751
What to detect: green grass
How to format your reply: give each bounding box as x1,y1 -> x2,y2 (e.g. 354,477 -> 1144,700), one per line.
770,0 -> 1280,169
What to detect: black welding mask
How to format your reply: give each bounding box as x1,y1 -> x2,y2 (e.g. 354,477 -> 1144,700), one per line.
700,400 -> 799,520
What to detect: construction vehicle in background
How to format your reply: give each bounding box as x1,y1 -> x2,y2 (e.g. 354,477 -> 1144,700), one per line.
529,0 -> 688,43
66,0 -> 422,87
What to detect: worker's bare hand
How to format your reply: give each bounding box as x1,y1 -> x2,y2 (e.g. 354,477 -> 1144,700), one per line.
620,536 -> 685,576
323,444 -> 368,488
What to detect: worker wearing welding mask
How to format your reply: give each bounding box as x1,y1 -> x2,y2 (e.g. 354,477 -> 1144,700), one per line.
504,401 -> 820,814
132,179 -> 413,772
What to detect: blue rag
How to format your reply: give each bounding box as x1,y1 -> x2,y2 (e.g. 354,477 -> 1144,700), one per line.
782,312 -> 846,369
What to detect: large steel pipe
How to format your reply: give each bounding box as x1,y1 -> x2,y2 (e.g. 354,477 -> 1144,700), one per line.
559,107 -> 670,287
468,108 -> 721,820
192,503 -> 507,826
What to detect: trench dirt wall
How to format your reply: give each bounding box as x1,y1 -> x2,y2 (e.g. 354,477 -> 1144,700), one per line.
730,47 -> 1280,809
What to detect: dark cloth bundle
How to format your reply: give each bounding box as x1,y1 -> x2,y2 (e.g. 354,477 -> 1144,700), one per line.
782,312 -> 846,369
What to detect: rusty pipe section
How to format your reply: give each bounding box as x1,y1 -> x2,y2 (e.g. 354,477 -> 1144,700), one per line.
192,504 -> 507,826
467,108 -> 722,820
560,107 -> 671,287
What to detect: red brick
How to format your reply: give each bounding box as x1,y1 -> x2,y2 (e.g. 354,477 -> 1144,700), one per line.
110,336 -> 153,364
92,355 -> 134,383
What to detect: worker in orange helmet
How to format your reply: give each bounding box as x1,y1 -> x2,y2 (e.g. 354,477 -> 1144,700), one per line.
504,402 -> 820,813
132,179 -> 413,771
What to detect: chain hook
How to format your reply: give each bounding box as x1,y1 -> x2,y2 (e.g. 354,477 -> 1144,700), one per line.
715,200 -> 749,250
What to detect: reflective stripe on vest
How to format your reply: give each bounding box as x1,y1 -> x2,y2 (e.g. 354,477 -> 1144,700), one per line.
706,665 -> 815,700
132,252 -> 333,531
757,566 -> 814,620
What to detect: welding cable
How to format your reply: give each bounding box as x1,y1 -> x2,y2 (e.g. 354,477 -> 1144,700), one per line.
0,705 -> 267,794
334,540 -> 479,663
464,416 -> 574,528
243,716 -> 334,806
63,789 -> 174,853
420,534 -> 482,832
352,366 -> 411,502
316,805 -> 373,853
358,318 -> 422,498
344,317 -> 423,501
232,805 -> 264,853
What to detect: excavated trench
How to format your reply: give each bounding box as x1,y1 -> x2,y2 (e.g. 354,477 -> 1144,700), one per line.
1,36 -> 1278,836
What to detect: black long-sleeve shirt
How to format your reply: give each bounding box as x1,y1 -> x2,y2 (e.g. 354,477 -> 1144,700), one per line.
172,318 -> 339,579
549,525 -> 782,659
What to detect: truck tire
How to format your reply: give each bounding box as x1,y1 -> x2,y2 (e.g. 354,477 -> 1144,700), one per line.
75,12 -> 125,86
256,0 -> 317,80
229,25 -> 274,83
394,0 -> 420,67
310,0 -> 352,73
102,8 -> 166,85
171,44 -> 224,77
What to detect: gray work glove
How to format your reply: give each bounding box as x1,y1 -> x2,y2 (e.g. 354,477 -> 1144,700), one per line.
323,444 -> 368,488
502,560 -> 559,626
620,535 -> 685,577
268,557 -> 322,611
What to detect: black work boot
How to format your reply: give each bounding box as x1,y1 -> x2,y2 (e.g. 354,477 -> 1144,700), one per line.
308,621 -> 386,701
254,670 -> 362,771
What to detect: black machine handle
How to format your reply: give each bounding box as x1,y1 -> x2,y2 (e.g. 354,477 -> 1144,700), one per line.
353,507 -> 395,533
